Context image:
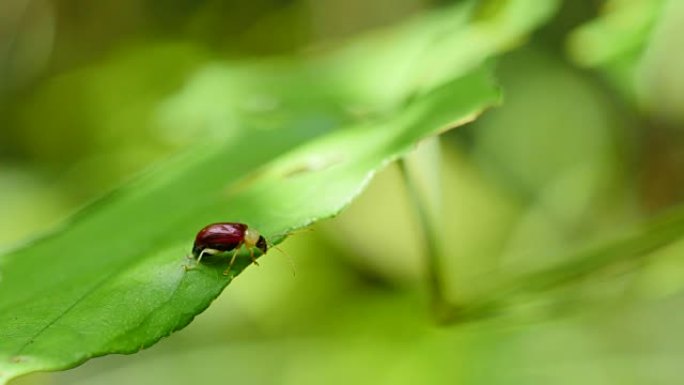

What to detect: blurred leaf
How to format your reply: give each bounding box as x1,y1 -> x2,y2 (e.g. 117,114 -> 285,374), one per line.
6,42 -> 208,199
568,0 -> 665,67
0,0 -> 562,381
436,47 -> 634,303
327,0 -> 560,110
458,204 -> 684,320
635,0 -> 684,123
46,285 -> 684,385
566,0 -> 667,101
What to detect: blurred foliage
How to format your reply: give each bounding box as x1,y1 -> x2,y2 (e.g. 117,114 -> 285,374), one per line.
2,0 -> 684,384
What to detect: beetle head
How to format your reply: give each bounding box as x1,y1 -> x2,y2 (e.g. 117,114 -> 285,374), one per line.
256,236 -> 268,254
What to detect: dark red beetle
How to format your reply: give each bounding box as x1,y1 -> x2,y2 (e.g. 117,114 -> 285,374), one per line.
189,222 -> 268,274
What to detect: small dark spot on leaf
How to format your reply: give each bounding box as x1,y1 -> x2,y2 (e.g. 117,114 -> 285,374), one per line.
281,154 -> 345,178
10,355 -> 26,363
224,153 -> 345,197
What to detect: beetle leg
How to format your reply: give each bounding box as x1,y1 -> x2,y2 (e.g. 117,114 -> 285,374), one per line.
184,254 -> 198,271
186,248 -> 221,272
183,254 -> 195,271
197,248 -> 221,264
223,244 -> 242,275
249,247 -> 259,266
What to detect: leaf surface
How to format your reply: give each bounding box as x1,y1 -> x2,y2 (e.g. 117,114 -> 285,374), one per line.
0,0 -> 559,381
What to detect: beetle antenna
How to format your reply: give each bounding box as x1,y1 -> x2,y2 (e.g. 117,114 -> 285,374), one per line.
266,227 -> 313,276
291,227 -> 315,235
272,226 -> 315,240
269,242 -> 296,277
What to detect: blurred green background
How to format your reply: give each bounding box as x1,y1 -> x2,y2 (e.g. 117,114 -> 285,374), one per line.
3,0 -> 684,384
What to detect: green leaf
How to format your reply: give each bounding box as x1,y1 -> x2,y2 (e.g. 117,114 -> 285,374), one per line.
566,0 -> 668,101
0,0 -> 559,382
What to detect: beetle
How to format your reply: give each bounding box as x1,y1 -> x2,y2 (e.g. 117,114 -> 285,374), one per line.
188,222 -> 268,275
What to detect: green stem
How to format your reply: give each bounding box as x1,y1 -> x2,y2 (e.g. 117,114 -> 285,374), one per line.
399,138 -> 452,321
